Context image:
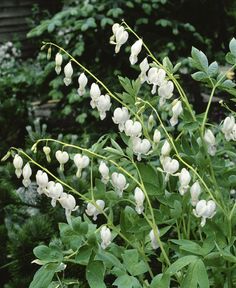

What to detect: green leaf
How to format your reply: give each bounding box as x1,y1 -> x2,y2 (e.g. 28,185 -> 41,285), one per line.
191,71 -> 208,81
86,261 -> 106,288
166,255 -> 198,275
75,245 -> 92,265
171,239 -> 204,256
33,245 -> 63,263
150,273 -> 170,288
229,38 -> 236,57
207,61 -> 219,76
191,47 -> 208,72
113,274 -> 141,288
220,80 -> 236,89
95,251 -> 124,270
29,263 -> 58,288
225,52 -> 236,65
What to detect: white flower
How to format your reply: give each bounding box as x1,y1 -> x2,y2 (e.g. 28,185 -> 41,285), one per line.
63,62 -> 73,86
22,163 -> 32,187
124,119 -> 142,138
77,73 -> 88,96
170,100 -> 183,126
90,83 -> 101,108
111,172 -> 129,197
149,228 -> 160,250
161,140 -> 171,156
100,226 -> 112,249
134,187 -> 145,214
139,58 -> 149,83
59,193 -> 78,225
13,154 -> 23,178
132,137 -> 151,161
43,146 -> 51,162
36,170 -> 49,194
221,116 -> 235,141
158,81 -> 174,106
110,24 -> 129,53
99,161 -> 109,184
147,67 -> 166,94
55,52 -> 63,74
204,129 -> 216,156
129,39 -> 142,65
74,154 -> 90,178
178,168 -> 191,195
153,129 -> 161,144
112,107 -> 130,132
193,199 -> 216,227
47,181 -> 63,207
97,94 -> 112,120
55,150 -> 69,171
162,156 -> 179,175
190,181 -> 201,206
85,200 -> 105,221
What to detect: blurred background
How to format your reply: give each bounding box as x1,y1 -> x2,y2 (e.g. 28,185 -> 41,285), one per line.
0,0 -> 235,287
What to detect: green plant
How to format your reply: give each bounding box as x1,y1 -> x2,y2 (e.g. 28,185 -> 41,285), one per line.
3,22 -> 236,288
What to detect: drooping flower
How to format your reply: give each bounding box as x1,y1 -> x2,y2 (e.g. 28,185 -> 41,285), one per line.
132,137 -> 151,161
111,172 -> 129,197
134,187 -> 145,214
158,81 -> 174,106
90,83 -> 101,108
129,39 -> 143,65
161,140 -> 171,156
170,100 -> 183,126
47,181 -> 63,207
112,107 -> 130,132
147,67 -> 166,94
59,193 -> 78,225
149,227 -> 160,249
124,119 -> 142,138
193,199 -> 216,227
161,156 -> 179,182
190,181 -> 201,206
204,129 -> 216,156
96,94 -> 112,120
43,146 -> 51,162
110,24 -> 129,53
77,72 -> 88,96
221,116 -> 236,141
55,52 -> 63,74
63,62 -> 73,86
85,200 -> 105,221
36,170 -> 49,194
22,163 -> 32,187
13,154 -> 23,178
139,58 -> 149,83
178,168 -> 191,195
74,154 -> 90,178
99,161 -> 109,184
55,150 -> 69,171
100,226 -> 112,249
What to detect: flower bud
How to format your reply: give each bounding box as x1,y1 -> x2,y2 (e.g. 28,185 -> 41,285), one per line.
139,58 -> 149,83
13,154 -> 23,178
161,140 -> 171,156
204,129 -> 216,156
129,39 -> 143,65
99,161 -> 109,184
111,172 -> 129,197
153,129 -> 161,144
63,62 -> 73,86
43,146 -> 51,162
190,181 -> 201,206
124,119 -> 142,138
90,83 -> 101,108
55,52 -> 63,74
178,168 -> 191,195
170,100 -> 183,126
112,107 -> 130,132
100,226 -> 112,249
134,187 -> 145,214
148,114 -> 155,131
77,72 -> 88,96
149,228 -> 160,250
97,94 -> 112,120
22,163 -> 32,187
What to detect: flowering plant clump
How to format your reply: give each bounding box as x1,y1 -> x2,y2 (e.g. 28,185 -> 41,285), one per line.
3,22 -> 236,287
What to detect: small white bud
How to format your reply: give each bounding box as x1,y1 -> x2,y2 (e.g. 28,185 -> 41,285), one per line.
190,181 -> 201,206
178,168 -> 191,195
204,129 -> 216,156
99,161 -> 109,184
139,58 -> 149,83
149,228 -> 160,250
63,62 -> 73,86
161,140 -> 171,156
22,163 -> 32,187
90,83 -> 101,108
55,52 -> 63,74
100,226 -> 112,249
153,129 -> 161,144
170,100 -> 183,126
43,146 -> 51,162
129,39 -> 143,65
13,154 -> 23,178
134,187 -> 145,214
77,72 -> 88,96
